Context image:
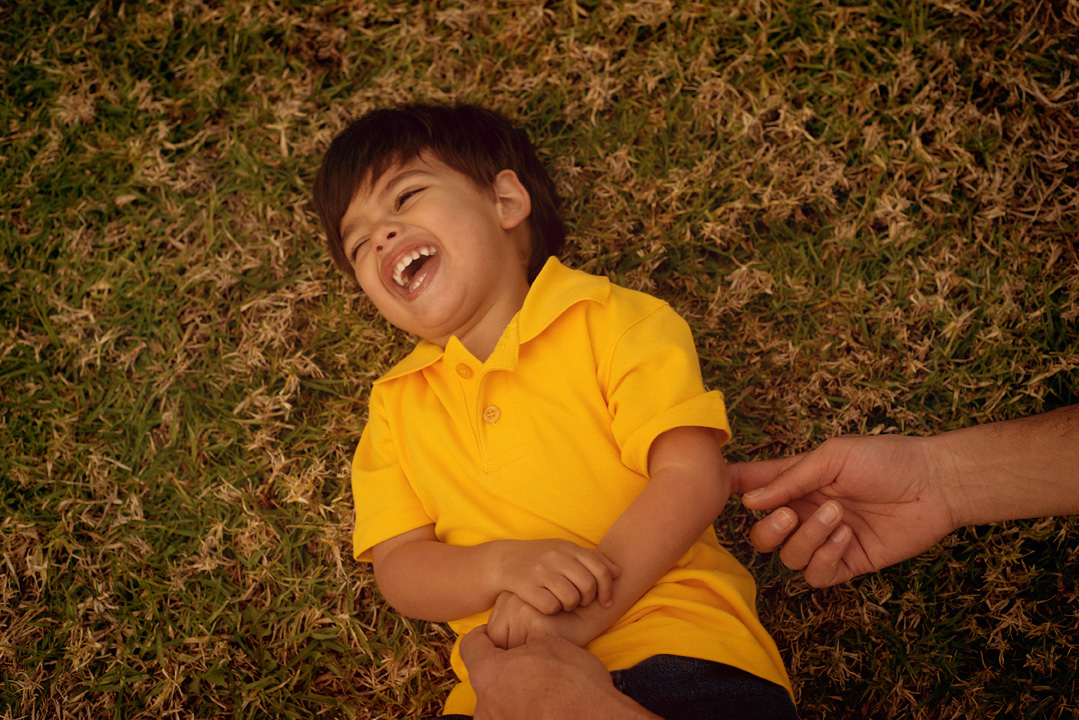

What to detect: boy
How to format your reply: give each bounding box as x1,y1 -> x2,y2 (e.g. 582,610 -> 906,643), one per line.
313,103 -> 796,719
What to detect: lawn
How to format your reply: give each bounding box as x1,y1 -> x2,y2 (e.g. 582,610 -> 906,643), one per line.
2,0 -> 1077,718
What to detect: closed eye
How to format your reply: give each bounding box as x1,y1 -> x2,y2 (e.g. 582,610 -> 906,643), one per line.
394,187 -> 424,211
348,238 -> 368,262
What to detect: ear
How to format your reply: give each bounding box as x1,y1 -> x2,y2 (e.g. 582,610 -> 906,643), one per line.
493,169 -> 531,231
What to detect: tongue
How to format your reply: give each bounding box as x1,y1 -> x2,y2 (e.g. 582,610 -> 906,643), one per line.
402,254 -> 431,286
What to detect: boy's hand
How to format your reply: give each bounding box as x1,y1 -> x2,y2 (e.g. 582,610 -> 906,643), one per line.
486,591 -> 592,649
494,539 -> 620,615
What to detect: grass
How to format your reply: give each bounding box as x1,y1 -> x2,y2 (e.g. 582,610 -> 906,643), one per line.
2,0 -> 1077,717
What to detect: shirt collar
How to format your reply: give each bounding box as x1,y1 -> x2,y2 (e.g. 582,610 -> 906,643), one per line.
376,339 -> 444,382
375,256 -> 610,383
517,256 -> 610,343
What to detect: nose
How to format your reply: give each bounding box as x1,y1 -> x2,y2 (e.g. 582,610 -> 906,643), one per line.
373,224 -> 401,253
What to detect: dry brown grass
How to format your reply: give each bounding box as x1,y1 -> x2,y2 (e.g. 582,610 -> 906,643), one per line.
2,0 -> 1077,718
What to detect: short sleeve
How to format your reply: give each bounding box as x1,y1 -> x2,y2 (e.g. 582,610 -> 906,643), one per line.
604,303 -> 731,477
351,387 -> 434,562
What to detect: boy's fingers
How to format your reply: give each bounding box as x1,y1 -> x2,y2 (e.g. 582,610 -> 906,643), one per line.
487,617 -> 510,650
507,623 -> 525,650
571,570 -> 598,609
561,557 -> 602,608
803,525 -> 854,588
601,552 -> 621,579
575,553 -> 616,608
506,613 -> 534,649
520,586 -> 563,616
545,576 -> 584,613
778,501 -> 844,572
594,572 -> 612,609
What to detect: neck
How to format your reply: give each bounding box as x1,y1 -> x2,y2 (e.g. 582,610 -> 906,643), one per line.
460,333 -> 500,363
440,279 -> 530,363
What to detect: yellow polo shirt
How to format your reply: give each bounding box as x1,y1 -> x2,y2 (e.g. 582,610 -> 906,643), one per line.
352,257 -> 791,714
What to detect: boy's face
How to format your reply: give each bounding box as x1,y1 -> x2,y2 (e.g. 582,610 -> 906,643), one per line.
338,154 -> 532,353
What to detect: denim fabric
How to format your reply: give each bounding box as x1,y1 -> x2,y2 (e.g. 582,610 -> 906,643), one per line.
437,654 -> 798,719
612,654 -> 798,720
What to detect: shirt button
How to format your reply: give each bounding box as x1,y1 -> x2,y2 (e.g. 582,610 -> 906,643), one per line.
482,405 -> 501,424
456,364 -> 473,379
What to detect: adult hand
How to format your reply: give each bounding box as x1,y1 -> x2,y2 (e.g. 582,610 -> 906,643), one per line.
460,625 -> 661,720
730,435 -> 961,587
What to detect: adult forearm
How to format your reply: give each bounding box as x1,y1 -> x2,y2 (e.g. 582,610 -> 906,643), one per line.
934,405 -> 1079,527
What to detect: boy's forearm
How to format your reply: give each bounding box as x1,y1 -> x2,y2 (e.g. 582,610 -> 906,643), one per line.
583,473 -> 727,638
937,404 -> 1079,527
568,427 -> 730,644
376,537 -> 507,622
378,534 -> 620,623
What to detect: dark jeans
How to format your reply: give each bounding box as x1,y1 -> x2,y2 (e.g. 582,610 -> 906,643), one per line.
439,654 -> 799,719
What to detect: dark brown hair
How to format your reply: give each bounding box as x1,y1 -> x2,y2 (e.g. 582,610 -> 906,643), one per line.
312,103 -> 565,284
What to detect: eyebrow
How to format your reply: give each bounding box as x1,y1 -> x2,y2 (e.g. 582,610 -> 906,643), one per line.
340,168 -> 431,253
379,168 -> 429,200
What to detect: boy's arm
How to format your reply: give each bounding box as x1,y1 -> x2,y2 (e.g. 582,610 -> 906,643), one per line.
591,424 -> 730,628
372,529 -> 620,623
487,424 -> 729,648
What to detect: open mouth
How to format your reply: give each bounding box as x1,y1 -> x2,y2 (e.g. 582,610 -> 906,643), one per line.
391,246 -> 439,292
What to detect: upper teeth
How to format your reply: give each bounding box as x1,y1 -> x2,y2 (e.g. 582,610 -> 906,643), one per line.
392,246 -> 438,287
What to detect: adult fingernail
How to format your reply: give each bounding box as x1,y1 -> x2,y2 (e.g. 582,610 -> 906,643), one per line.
772,509 -> 795,531
832,525 -> 850,543
743,489 -> 763,501
818,502 -> 840,525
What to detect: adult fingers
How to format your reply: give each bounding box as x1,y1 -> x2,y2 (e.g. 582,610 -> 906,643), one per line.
748,507 -> 799,553
802,525 -> 855,588
739,449 -> 836,511
728,456 -> 801,495
777,501 -> 845,572
461,627 -> 500,720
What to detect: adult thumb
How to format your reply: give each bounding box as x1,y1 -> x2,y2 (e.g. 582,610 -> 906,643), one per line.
730,455 -> 801,500
460,625 -> 500,673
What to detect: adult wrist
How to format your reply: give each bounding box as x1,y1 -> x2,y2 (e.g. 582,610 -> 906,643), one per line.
930,406 -> 1079,526
926,417 -> 1033,527
920,430 -> 977,531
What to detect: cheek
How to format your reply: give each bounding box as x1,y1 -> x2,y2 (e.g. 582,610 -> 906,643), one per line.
354,254 -> 380,286
355,270 -> 383,300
